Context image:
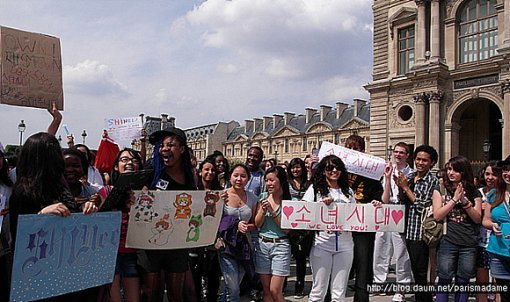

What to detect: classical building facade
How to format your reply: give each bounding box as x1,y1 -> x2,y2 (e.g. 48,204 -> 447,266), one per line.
365,0 -> 510,167
184,121 -> 240,161
222,100 -> 371,163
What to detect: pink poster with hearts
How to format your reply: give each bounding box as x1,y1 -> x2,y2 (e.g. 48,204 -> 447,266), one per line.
281,201 -> 405,232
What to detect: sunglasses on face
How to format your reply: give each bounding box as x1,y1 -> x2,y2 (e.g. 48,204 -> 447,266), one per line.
325,164 -> 342,172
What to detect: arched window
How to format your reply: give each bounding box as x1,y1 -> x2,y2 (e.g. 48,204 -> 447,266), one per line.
458,0 -> 497,64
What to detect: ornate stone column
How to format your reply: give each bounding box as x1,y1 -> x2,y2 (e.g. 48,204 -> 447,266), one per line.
413,92 -> 429,146
415,0 -> 427,65
429,91 -> 443,151
444,122 -> 462,162
502,79 -> 510,157
430,0 -> 440,61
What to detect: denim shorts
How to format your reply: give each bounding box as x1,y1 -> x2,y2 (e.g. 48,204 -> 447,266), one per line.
255,238 -> 291,276
476,246 -> 491,269
115,252 -> 139,278
489,253 -> 510,280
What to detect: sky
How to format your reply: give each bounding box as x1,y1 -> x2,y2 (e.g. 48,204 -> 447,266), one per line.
0,0 -> 373,149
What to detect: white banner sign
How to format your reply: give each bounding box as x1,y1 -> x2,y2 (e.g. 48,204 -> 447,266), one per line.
318,141 -> 385,180
104,117 -> 142,142
281,201 -> 405,232
126,190 -> 223,249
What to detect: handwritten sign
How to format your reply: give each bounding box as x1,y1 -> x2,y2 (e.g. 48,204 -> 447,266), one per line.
0,26 -> 63,110
10,212 -> 121,302
126,190 -> 223,249
105,116 -> 142,142
281,201 -> 405,232
318,141 -> 385,180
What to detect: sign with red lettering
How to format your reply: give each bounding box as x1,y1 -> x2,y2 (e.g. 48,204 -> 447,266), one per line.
281,201 -> 405,232
318,141 -> 385,180
0,26 -> 63,110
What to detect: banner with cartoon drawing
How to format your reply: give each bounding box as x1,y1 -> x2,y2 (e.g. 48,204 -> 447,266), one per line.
281,201 -> 405,232
126,190 -> 223,249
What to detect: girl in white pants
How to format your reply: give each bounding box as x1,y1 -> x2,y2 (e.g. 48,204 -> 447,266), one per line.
301,155 -> 355,302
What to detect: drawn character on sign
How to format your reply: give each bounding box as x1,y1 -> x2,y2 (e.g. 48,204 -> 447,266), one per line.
148,214 -> 173,245
186,214 -> 203,242
134,191 -> 158,222
203,191 -> 219,217
174,192 -> 192,219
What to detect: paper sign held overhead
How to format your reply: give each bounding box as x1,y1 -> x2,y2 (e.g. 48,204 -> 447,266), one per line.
318,141 -> 385,180
105,116 -> 142,142
0,26 -> 63,110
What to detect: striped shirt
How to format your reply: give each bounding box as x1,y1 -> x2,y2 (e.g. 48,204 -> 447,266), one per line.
404,170 -> 440,241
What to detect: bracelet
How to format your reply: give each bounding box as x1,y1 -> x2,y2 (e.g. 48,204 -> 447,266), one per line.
451,199 -> 459,204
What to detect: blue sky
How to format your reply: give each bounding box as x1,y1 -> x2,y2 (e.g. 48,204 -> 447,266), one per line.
0,0 -> 373,148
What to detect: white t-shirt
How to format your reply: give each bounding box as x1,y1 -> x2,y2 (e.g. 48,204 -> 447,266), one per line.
302,184 -> 355,252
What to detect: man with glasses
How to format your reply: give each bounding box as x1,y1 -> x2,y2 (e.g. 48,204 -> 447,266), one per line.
374,142 -> 413,302
344,135 -> 383,302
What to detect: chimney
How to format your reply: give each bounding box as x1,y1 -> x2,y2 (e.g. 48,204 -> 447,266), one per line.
168,117 -> 175,128
254,118 -> 263,132
284,112 -> 295,125
245,119 -> 254,133
320,105 -> 332,122
263,116 -> 272,131
305,108 -> 317,124
336,102 -> 349,119
273,114 -> 283,128
161,114 -> 168,130
354,99 -> 367,117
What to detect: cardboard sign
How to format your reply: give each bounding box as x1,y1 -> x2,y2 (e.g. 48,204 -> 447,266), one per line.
318,141 -> 385,180
0,26 -> 63,110
10,212 -> 121,302
105,116 -> 142,142
281,201 -> 405,232
126,190 -> 223,249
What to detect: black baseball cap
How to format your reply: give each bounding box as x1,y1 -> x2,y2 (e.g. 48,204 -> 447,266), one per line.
149,127 -> 187,145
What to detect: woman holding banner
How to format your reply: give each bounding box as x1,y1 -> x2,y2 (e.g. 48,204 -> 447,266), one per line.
301,155 -> 355,302
254,166 -> 291,302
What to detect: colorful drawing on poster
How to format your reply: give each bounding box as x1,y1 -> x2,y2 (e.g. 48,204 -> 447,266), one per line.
174,192 -> 192,219
126,190 -> 223,249
10,212 -> 120,302
148,213 -> 173,246
203,191 -> 220,217
134,191 -> 158,222
186,215 -> 203,242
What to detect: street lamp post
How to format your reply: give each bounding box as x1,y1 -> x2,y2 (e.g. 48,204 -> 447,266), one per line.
18,120 -> 26,148
81,130 -> 87,144
482,139 -> 491,162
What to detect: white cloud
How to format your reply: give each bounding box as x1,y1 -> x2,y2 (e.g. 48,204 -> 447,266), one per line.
63,60 -> 130,98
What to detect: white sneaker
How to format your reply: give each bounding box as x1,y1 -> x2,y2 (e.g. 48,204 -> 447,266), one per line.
392,293 -> 405,302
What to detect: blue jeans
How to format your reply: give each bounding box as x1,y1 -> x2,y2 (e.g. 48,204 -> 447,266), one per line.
437,239 -> 477,282
219,254 -> 245,302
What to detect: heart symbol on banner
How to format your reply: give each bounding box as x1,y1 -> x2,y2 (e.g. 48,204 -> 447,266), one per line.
283,206 -> 294,219
291,223 -> 298,228
391,210 -> 404,225
374,225 -> 380,231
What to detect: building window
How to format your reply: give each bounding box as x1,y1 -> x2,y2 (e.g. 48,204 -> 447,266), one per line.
302,137 -> 307,152
459,0 -> 497,64
285,139 -> 289,153
398,26 -> 415,75
334,133 -> 340,145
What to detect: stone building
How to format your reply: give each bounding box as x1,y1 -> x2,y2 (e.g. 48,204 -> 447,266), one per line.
184,121 -> 240,161
365,0 -> 510,168
222,100 -> 371,163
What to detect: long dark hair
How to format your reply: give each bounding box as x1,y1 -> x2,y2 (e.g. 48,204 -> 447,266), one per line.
265,166 -> 291,200
14,132 -> 68,206
150,135 -> 195,188
287,157 -> 308,190
312,155 -> 351,198
444,155 -> 476,201
206,150 -> 230,183
0,156 -> 12,187
111,148 -> 143,184
489,166 -> 506,210
198,158 -> 222,190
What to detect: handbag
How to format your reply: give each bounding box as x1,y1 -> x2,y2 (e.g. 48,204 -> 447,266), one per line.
421,204 -> 445,247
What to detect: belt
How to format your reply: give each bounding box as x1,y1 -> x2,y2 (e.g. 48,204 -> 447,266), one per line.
259,235 -> 288,243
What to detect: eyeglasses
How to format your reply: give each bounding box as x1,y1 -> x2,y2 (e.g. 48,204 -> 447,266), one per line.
119,157 -> 140,164
325,164 -> 342,172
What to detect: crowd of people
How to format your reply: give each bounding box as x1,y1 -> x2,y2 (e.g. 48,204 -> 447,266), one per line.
0,108 -> 509,302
